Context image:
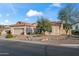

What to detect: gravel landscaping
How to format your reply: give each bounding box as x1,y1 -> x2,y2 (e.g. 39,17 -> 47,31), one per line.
0,35 -> 79,44
12,35 -> 79,44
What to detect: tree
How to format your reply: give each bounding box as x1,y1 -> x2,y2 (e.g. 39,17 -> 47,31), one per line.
63,23 -> 72,35
36,17 -> 52,35
58,5 -> 79,35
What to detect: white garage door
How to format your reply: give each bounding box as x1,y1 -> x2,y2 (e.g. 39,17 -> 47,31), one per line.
14,28 -> 24,35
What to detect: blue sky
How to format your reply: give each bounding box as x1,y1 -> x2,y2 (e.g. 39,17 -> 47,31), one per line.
0,3 -> 79,25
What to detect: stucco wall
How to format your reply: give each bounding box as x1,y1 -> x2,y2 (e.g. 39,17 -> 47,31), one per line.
50,26 -> 60,35
44,26 -> 60,35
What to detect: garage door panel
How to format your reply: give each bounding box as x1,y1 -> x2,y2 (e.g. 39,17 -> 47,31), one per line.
14,28 -> 24,35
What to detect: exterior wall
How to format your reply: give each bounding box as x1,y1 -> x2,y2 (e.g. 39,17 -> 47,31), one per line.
24,26 -> 27,35
10,27 -> 14,35
60,28 -> 66,35
59,24 -> 66,35
45,24 -> 69,35
59,24 -> 71,35
50,26 -> 60,35
45,26 -> 61,35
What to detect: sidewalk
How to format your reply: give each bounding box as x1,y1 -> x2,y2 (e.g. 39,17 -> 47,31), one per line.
59,44 -> 79,48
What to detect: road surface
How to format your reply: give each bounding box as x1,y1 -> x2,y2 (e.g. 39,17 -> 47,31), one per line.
0,39 -> 79,56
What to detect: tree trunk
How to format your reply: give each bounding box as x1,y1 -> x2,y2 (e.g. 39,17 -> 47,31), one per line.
66,30 -> 68,36
42,31 -> 48,41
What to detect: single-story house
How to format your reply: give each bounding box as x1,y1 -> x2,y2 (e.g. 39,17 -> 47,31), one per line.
8,21 -> 69,35
10,21 -> 36,35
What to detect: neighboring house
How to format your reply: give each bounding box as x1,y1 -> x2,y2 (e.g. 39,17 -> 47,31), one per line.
9,21 -> 68,35
72,22 -> 79,31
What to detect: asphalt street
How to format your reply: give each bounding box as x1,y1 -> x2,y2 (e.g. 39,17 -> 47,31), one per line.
0,39 -> 79,56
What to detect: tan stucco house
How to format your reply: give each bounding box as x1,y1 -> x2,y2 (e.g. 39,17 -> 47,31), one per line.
8,21 -> 68,36
10,21 -> 36,35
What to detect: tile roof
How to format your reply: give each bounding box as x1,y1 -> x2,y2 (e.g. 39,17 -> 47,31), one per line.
51,21 -> 61,26
10,21 -> 61,27
10,21 -> 35,27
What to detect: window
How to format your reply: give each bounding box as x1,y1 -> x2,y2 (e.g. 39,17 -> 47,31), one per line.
26,28 -> 32,34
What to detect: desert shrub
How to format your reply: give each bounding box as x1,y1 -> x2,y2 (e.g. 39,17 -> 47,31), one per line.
6,30 -> 13,38
6,34 -> 13,38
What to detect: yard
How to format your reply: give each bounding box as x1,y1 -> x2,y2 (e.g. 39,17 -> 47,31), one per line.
0,33 -> 79,44
12,35 -> 79,44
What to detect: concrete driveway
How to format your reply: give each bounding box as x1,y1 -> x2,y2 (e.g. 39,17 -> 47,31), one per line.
0,39 -> 79,56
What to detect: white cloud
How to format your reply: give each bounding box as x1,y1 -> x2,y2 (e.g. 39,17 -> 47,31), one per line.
52,3 -> 61,7
26,9 -> 43,17
45,3 -> 61,11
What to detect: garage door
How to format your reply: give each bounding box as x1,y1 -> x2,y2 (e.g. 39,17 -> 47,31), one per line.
14,28 -> 24,35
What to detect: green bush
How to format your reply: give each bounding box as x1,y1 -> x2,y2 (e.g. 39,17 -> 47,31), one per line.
6,34 -> 13,38
6,31 -> 13,38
